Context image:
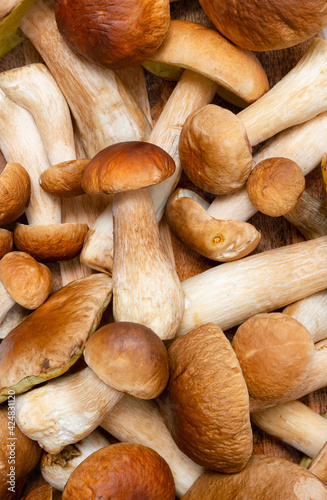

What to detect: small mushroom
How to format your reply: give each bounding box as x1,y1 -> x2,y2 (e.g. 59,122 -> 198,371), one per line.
160,322 -> 252,472
0,228 -> 13,259
165,188 -> 261,261
0,162 -> 30,224
246,157 -> 305,216
62,443 -> 175,499
84,322 -> 169,399
40,159 -> 90,198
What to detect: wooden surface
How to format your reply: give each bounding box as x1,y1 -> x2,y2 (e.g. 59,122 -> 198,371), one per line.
0,0 -> 326,486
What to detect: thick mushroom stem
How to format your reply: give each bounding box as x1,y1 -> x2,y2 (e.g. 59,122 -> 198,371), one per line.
178,236 -> 327,336
81,71 -> 217,272
113,189 -> 184,340
284,191 -> 327,240
101,395 -> 204,499
0,282 -> 15,323
251,400 -> 327,458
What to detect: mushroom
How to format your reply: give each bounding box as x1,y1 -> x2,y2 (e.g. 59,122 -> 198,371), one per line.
160,322 -> 252,473
40,159 -> 90,198
284,191 -> 327,240
81,141 -> 184,340
0,228 -> 13,259
165,188 -> 261,262
246,157 -> 305,217
0,273 -> 112,402
0,162 -> 30,224
198,0 -> 327,51
62,443 -> 175,499
54,0 -> 171,69
0,303 -> 29,340
0,0 -> 33,57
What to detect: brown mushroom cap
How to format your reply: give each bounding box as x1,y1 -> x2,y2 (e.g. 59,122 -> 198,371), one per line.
0,251 -> 52,309
0,229 -> 13,259
84,322 -> 169,399
143,20 -> 269,106
180,105 -> 253,195
181,455 -> 327,499
246,157 -> 305,217
55,0 -> 170,69
232,313 -> 315,401
0,273 -> 112,402
39,159 -> 89,198
14,222 -> 89,262
62,443 -> 175,500
161,322 -> 252,473
165,189 -> 261,261
0,162 -> 30,224
82,141 -> 175,194
198,0 -> 327,52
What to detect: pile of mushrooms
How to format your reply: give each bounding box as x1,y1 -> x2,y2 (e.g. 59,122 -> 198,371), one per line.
0,0 -> 327,498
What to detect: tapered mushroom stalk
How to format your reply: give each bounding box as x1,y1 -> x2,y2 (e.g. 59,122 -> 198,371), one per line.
284,191 -> 327,240
82,142 -> 184,340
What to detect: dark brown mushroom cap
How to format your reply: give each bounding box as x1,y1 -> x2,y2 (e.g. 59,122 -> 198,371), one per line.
0,163 -> 30,224
62,443 -> 175,500
81,141 -> 175,194
14,222 -> 89,262
84,322 -> 169,399
198,0 -> 327,51
0,404 -> 41,500
232,313 -> 315,401
162,322 -> 252,473
246,157 -> 305,217
0,229 -> 13,259
181,455 -> 327,499
39,158 -> 89,197
0,273 -> 112,403
0,251 -> 52,309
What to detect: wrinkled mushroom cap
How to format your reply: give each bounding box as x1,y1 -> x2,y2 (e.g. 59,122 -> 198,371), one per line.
0,162 -> 30,224
62,443 -> 175,500
0,229 -> 13,259
246,157 -> 305,217
232,312 -> 315,401
82,141 -> 175,194
166,189 -> 261,261
40,158 -> 89,198
181,455 -> 327,499
0,251 -> 52,309
84,322 -> 169,399
162,322 -> 252,472
14,222 -> 89,262
0,274 -> 112,402
198,0 -> 327,51
180,105 -> 253,195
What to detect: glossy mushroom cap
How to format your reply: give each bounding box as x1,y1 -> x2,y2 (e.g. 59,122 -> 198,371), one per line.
40,159 -> 90,197
246,157 -> 305,217
84,322 -> 169,399
62,443 -> 175,500
181,455 -> 327,500
232,313 -> 315,401
82,141 -> 175,194
198,0 -> 327,51
0,229 -> 13,259
0,251 -> 52,309
55,0 -> 170,69
0,162 -> 30,224
161,323 -> 253,473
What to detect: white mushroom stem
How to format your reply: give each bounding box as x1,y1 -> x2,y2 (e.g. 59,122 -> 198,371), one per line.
178,236 -> 327,336
15,367 -> 122,454
251,400 -> 327,458
116,66 -> 152,125
284,191 -> 327,240
0,303 -> 28,339
101,395 -> 204,499
0,282 -> 15,323
208,111 -> 327,221
81,70 -> 217,272
20,0 -> 151,158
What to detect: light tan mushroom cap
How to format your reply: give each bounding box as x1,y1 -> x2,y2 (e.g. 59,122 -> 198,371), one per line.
0,251 -> 52,309
232,313 -> 315,401
144,20 -> 269,106
82,141 -> 175,194
180,105 -> 253,195
0,274 -> 112,402
14,222 -> 89,262
40,159 -> 89,197
0,229 -> 13,259
246,157 -> 305,217
181,455 -> 327,499
162,322 -> 252,473
0,162 -> 30,224
165,189 -> 261,261
84,322 -> 169,399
